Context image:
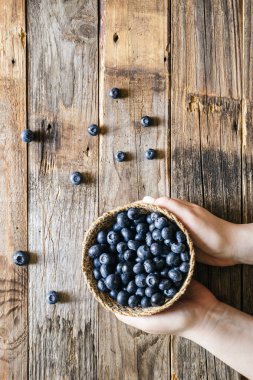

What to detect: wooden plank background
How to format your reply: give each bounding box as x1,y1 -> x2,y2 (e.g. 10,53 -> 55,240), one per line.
0,0 -> 252,379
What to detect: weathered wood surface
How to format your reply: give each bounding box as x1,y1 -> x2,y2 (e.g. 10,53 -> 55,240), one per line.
0,1 -> 27,379
98,1 -> 170,379
27,1 -> 99,379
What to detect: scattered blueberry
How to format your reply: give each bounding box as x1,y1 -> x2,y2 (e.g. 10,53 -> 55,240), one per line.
13,251 -> 29,266
115,151 -> 126,162
141,116 -> 152,127
47,291 -> 59,304
70,171 -> 82,185
21,129 -> 34,143
145,148 -> 156,160
88,124 -> 99,136
109,87 -> 120,99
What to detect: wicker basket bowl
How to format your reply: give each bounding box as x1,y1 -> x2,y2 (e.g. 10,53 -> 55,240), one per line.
82,202 -> 195,316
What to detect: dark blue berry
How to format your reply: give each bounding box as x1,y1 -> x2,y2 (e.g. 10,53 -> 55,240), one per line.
70,171 -> 82,185
171,243 -> 186,254
105,274 -> 121,290
136,287 -> 146,297
93,269 -> 101,280
117,212 -> 131,227
136,223 -> 149,234
116,241 -> 128,254
150,242 -> 163,256
117,291 -> 129,306
150,212 -> 161,221
137,245 -> 151,260
88,124 -> 99,136
116,262 -> 123,273
166,252 -> 181,266
109,87 -> 120,99
135,231 -> 146,242
153,257 -> 165,270
121,273 -> 133,285
154,217 -> 168,230
160,268 -> 169,277
21,129 -> 34,143
143,259 -> 156,273
113,223 -> 122,232
110,290 -> 118,299
151,292 -> 165,306
115,151 -> 126,162
123,249 -> 136,261
118,253 -> 124,261
179,262 -> 190,273
133,214 -> 147,224
128,240 -> 141,251
152,229 -> 163,242
146,273 -> 160,288
145,148 -> 156,160
109,245 -> 117,253
164,238 -> 174,247
149,223 -> 156,232
146,214 -> 152,224
141,115 -> 152,127
122,262 -> 134,274
97,230 -> 108,244
13,251 -> 29,266
100,264 -> 113,278
180,252 -> 190,262
159,279 -> 172,291
135,274 -> 147,287
128,295 -> 140,307
145,232 -> 153,246
126,281 -> 137,294
161,226 -> 174,240
174,280 -> 183,289
133,262 -> 144,274
141,296 -> 151,308
176,230 -> 186,243
168,269 -> 183,282
127,208 -> 140,220
145,287 -> 157,298
164,287 -> 177,298
93,258 -> 101,268
88,244 -> 103,258
47,291 -> 59,304
121,227 -> 134,242
107,231 -> 121,245
99,253 -> 113,265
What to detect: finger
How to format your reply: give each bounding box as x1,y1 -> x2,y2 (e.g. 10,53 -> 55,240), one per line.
142,196 -> 155,204
154,197 -> 192,222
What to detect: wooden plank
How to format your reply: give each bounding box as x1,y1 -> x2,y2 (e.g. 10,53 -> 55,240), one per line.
98,0 -> 170,379
242,0 -> 253,316
27,1 -> 99,378
0,1 -> 27,379
171,0 -> 242,379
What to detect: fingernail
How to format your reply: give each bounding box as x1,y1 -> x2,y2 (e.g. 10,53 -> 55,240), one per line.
143,196 -> 155,204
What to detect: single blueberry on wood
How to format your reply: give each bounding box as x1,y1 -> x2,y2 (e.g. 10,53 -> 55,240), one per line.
109,87 -> 120,99
47,291 -> 59,304
115,151 -> 126,162
21,129 -> 34,143
13,250 -> 29,266
70,171 -> 82,185
88,124 -> 99,136
141,115 -> 152,127
145,148 -> 156,160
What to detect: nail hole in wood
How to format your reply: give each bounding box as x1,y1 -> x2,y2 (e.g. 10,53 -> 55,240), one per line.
113,33 -> 119,43
164,57 -> 167,62
47,124 -> 52,130
11,58 -> 16,65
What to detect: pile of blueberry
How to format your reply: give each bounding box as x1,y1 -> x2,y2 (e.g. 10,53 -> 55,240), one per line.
88,207 -> 190,308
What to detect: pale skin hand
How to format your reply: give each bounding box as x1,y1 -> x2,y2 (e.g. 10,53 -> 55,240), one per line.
116,196 -> 253,379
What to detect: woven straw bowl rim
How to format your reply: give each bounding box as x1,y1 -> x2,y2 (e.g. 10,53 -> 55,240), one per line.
82,202 -> 195,316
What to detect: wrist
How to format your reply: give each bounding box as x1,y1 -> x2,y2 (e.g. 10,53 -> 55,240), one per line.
231,223 -> 253,265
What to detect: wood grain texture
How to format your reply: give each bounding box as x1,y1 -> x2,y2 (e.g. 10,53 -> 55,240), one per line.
171,1 -> 242,379
27,1 -> 99,379
98,0 -> 170,379
0,1 -> 27,379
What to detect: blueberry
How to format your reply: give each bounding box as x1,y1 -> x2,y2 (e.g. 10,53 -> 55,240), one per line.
93,258 -> 101,268
154,217 -> 168,230
117,212 -> 131,227
135,231 -> 147,242
145,232 -> 153,246
46,291 -> 59,304
105,274 -> 121,290
179,262 -> 190,273
164,287 -> 177,298
107,231 -> 121,245
121,273 -> 133,285
117,291 -> 129,306
126,281 -> 138,294
97,230 -> 108,244
150,242 -> 163,256
145,148 -> 156,160
168,269 -> 183,282
110,290 -> 118,299
161,226 -> 174,240
133,262 -> 144,274
109,245 -> 117,254
99,253 -> 113,265
88,124 -> 99,136
123,249 -> 136,261
13,251 -> 29,266
116,262 -> 123,273
150,212 -> 161,221
100,264 -> 113,278
146,273 -> 160,288
97,279 -> 107,292
176,230 -> 186,243
116,241 -> 128,254
136,223 -> 149,234
128,295 -> 140,307
88,244 -> 103,258
164,238 -> 174,247
136,287 -> 146,297
166,252 -> 181,266
115,151 -> 126,162
127,208 -> 140,220
180,252 -> 190,262
93,269 -> 101,280
21,129 -> 34,143
113,223 -> 122,232
135,274 -> 147,287
121,227 -> 134,242
70,171 -> 82,185
149,223 -> 156,232
151,292 -> 165,306
145,287 -> 157,298
141,296 -> 151,308
109,87 -> 120,99
118,253 -> 124,261
137,245 -> 151,260
141,115 -> 152,127
143,259 -> 156,273
152,229 -> 163,242
128,240 -> 141,251
153,257 -> 165,270
159,279 -> 172,291
146,214 -> 152,224
160,268 -> 169,277
133,214 -> 147,224
122,262 -> 134,274
171,243 -> 186,254
174,280 -> 184,289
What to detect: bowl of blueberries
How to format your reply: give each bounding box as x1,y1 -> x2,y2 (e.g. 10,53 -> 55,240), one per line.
82,202 -> 195,316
